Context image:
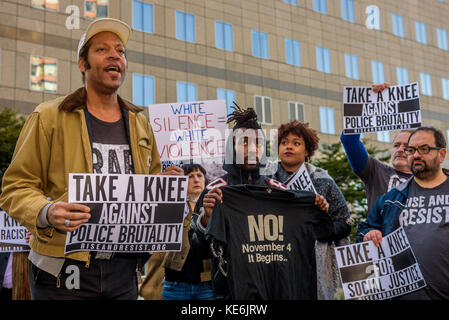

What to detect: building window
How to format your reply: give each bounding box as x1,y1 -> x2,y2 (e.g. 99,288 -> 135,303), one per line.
371,60 -> 385,83
319,107 -> 335,134
396,67 -> 409,85
217,89 -> 236,115
443,78 -> 449,100
31,0 -> 58,10
215,21 -> 234,51
133,73 -> 154,107
437,28 -> 448,50
341,0 -> 355,22
251,30 -> 269,59
316,46 -> 331,73
392,14 -> 405,38
344,53 -> 359,80
85,0 -> 108,19
283,0 -> 298,5
30,55 -> 57,93
177,81 -> 197,102
377,131 -> 390,143
133,0 -> 153,33
313,0 -> 328,14
285,38 -> 301,67
420,73 -> 432,96
254,95 -> 272,124
176,11 -> 195,43
288,102 -> 305,122
415,21 -> 427,44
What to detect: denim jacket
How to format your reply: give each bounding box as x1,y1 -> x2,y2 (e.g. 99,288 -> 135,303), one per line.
356,177 -> 413,243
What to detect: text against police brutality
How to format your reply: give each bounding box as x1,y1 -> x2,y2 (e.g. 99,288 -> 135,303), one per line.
343,82 -> 421,134
64,174 -> 187,254
335,227 -> 426,300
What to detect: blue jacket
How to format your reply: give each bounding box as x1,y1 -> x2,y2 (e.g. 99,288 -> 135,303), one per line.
356,177 -> 413,243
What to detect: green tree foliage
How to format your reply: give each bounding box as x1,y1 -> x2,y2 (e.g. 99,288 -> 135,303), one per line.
0,108 -> 26,191
312,141 -> 389,241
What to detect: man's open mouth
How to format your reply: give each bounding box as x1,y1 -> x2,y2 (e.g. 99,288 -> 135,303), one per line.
105,66 -> 120,73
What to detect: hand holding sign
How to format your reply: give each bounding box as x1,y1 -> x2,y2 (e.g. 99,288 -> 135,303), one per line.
314,194 -> 329,212
363,229 -> 383,247
202,187 -> 223,226
372,82 -> 390,93
158,165 -> 184,176
47,202 -> 91,232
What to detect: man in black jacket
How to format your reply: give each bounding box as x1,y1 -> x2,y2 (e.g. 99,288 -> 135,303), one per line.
193,104 -> 329,299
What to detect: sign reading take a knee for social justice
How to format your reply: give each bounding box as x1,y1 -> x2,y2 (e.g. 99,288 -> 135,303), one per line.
0,210 -> 30,252
343,82 -> 421,134
335,227 -> 426,300
64,174 -> 187,254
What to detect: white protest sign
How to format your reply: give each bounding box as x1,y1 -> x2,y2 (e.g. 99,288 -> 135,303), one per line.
285,163 -> 316,193
0,210 -> 30,252
335,227 -> 426,300
343,82 -> 421,134
148,100 -> 228,164
64,174 -> 187,254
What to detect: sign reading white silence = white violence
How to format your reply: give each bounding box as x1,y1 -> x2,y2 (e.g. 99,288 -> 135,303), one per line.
343,82 -> 421,134
64,174 -> 187,254
335,227 -> 426,300
0,210 -> 30,252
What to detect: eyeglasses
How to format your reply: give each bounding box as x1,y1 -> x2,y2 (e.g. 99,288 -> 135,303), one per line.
404,145 -> 441,155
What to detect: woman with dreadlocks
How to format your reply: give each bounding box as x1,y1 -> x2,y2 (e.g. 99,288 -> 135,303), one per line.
191,103 -> 330,299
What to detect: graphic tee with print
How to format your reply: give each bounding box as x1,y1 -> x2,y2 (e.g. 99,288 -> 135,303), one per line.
90,114 -> 133,175
398,178 -> 449,299
205,185 -> 333,300
89,113 -> 133,258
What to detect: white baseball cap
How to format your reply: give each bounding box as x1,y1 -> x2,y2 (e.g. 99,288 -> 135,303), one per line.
77,18 -> 131,59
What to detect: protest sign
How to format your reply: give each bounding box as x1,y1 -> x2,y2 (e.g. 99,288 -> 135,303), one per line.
0,211 -> 30,252
335,227 -> 426,300
285,163 -> 316,193
343,82 -> 421,134
64,174 -> 187,254
148,100 -> 228,164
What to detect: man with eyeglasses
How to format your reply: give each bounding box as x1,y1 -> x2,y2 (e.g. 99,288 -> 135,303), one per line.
357,126 -> 449,299
341,83 -> 413,212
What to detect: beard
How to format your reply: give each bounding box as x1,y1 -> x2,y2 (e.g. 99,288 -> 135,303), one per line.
410,157 -> 439,179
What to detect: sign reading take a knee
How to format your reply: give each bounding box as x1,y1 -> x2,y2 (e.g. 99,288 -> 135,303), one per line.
335,227 -> 426,300
343,82 -> 422,134
64,174 -> 187,254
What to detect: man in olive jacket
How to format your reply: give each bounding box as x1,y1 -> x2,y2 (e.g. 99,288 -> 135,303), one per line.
0,18 -> 162,299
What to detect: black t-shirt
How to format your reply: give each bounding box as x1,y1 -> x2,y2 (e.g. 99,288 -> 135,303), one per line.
205,185 -> 333,300
90,113 -> 133,174
397,177 -> 449,299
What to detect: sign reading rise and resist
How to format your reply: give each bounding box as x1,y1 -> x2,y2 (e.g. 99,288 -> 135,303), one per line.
335,227 -> 426,300
343,82 -> 421,134
64,174 -> 187,254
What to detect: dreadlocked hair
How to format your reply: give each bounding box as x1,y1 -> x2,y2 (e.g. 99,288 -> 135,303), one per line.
227,102 -> 261,130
